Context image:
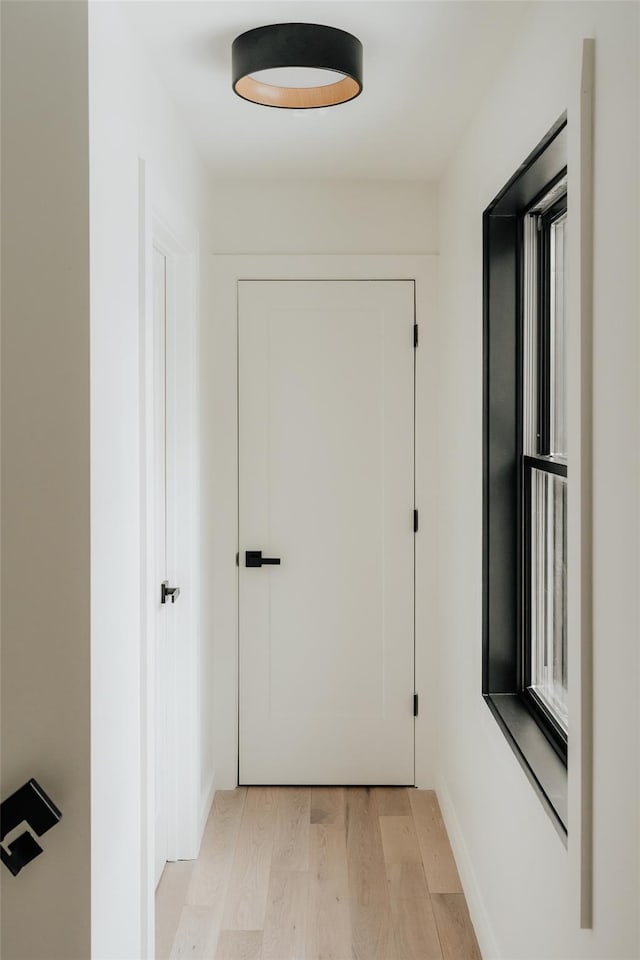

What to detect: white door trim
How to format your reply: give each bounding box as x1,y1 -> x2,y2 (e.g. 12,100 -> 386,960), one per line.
139,160 -> 202,959
206,254 -> 438,793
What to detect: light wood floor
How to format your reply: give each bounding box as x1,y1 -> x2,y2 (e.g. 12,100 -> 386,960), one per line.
156,787 -> 481,960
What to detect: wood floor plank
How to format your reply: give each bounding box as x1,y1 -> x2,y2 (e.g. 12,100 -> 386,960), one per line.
373,787 -> 412,816
379,816 -> 422,865
408,791 -> 462,894
346,788 -> 395,958
306,824 -> 351,960
215,930 -> 263,960
390,898 -> 443,960
156,861 -> 197,960
169,904 -> 218,959
272,787 -> 311,871
261,870 -> 308,960
310,787 -> 346,826
431,894 -> 482,960
345,788 -> 384,863
309,822 -> 349,880
223,786 -> 279,930
187,789 -> 247,907
348,857 -> 396,960
385,863 -> 429,901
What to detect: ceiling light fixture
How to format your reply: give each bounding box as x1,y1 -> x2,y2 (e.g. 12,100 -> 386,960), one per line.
232,23 -> 363,109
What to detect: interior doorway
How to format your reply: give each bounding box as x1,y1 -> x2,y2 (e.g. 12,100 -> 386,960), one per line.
238,279 -> 416,785
141,164 -> 203,958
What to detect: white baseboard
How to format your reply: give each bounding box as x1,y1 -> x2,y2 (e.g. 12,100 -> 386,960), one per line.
435,776 -> 501,960
198,768 -> 217,843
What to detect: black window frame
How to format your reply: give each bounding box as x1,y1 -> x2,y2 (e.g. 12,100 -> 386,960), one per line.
521,190 -> 568,764
483,113 -> 568,837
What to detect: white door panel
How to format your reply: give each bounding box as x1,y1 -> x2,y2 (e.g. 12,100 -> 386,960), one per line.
239,280 -> 415,785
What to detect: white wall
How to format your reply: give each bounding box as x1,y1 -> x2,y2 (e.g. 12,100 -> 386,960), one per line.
89,5 -> 213,957
208,179 -> 438,254
436,3 -> 639,959
1,3 -> 91,958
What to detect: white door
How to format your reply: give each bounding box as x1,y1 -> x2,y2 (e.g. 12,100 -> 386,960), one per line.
239,280 -> 415,785
153,246 -> 169,885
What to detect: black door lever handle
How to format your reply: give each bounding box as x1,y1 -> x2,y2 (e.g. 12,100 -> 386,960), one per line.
161,581 -> 181,604
246,550 -> 281,568
1,779 -> 62,876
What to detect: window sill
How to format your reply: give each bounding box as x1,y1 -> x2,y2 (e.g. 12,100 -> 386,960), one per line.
484,693 -> 567,841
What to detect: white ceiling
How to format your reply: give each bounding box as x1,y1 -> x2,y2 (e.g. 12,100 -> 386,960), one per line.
123,1 -> 530,181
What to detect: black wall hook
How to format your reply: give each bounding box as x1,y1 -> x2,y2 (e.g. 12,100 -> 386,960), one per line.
1,779 -> 62,876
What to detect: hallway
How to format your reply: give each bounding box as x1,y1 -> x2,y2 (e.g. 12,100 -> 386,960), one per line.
157,787 -> 481,960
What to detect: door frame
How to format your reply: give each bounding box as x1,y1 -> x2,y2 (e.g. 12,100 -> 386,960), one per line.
139,161 -> 202,958
206,255 -> 437,792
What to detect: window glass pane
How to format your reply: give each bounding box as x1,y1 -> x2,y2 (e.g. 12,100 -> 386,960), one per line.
550,213 -> 567,457
530,468 -> 567,732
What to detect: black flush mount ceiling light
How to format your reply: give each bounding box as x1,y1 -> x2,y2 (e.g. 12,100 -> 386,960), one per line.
232,23 -> 363,109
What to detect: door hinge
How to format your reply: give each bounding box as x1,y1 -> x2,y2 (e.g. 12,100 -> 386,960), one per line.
413,509 -> 419,533
413,693 -> 419,717
413,323 -> 419,348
